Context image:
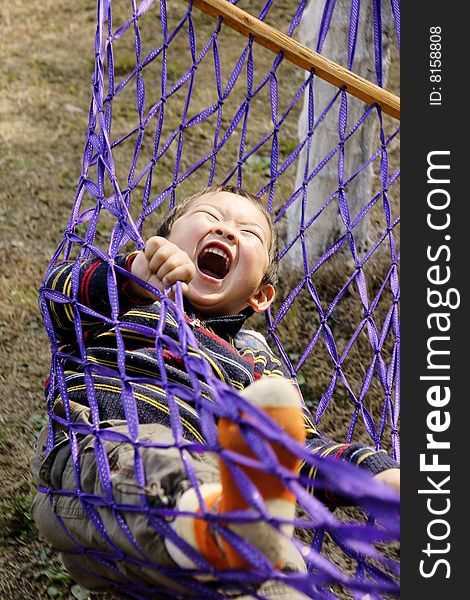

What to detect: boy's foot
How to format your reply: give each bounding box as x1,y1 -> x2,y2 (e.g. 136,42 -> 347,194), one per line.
166,377 -> 305,571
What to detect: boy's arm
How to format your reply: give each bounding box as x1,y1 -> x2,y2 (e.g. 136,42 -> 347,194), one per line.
302,433 -> 399,501
40,252 -> 151,343
41,237 -> 195,344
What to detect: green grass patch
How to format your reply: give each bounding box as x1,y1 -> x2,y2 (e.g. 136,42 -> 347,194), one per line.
0,485 -> 37,543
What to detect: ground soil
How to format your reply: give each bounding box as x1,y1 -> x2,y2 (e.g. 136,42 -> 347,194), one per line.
0,1 -> 399,598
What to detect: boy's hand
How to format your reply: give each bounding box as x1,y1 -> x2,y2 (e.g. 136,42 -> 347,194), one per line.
373,467 -> 400,494
130,236 -> 195,300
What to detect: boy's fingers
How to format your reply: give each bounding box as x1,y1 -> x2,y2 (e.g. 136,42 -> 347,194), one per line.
165,282 -> 189,302
144,236 -> 168,262
141,236 -> 194,293
154,251 -> 183,279
148,243 -> 176,273
161,264 -> 195,286
163,281 -> 189,302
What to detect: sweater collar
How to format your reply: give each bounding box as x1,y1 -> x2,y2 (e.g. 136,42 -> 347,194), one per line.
183,297 -> 248,339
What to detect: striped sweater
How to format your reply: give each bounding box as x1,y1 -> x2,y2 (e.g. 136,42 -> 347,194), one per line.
41,252 -> 397,501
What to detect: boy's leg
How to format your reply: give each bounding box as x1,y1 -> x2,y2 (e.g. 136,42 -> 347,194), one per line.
32,378 -> 306,594
31,401 -> 220,593
166,377 -> 306,572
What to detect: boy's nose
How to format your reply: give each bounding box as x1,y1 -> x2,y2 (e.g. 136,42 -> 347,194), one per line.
213,223 -> 237,242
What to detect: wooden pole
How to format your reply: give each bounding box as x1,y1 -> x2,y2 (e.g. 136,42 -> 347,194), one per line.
184,0 -> 400,120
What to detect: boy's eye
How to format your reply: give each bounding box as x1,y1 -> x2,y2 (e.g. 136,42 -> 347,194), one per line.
242,229 -> 262,241
199,210 -> 219,221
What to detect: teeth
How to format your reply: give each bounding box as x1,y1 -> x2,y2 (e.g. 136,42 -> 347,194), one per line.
202,247 -> 230,262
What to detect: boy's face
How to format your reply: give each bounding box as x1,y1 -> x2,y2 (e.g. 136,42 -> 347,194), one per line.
167,191 -> 275,317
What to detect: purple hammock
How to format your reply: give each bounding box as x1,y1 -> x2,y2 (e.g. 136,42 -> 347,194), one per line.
38,1 -> 400,598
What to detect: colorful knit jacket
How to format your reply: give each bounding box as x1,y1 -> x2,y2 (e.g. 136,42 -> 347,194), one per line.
41,252 -> 398,502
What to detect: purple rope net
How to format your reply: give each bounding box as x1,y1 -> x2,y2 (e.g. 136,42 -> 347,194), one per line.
39,1 -> 400,597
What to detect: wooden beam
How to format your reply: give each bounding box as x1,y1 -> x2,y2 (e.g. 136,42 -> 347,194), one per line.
184,0 -> 400,120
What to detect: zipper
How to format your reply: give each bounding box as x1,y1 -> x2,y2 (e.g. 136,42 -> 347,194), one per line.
188,318 -> 202,328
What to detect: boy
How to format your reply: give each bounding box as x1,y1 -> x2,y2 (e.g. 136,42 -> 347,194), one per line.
32,185 -> 399,597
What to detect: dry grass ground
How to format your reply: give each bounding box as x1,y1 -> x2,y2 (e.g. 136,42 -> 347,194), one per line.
0,1 -> 399,598
1,2 -> 107,596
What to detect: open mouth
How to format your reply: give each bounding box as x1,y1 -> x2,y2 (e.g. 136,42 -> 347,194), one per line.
197,244 -> 232,280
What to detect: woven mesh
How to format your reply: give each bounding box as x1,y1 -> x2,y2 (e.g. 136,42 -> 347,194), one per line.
38,1 -> 400,597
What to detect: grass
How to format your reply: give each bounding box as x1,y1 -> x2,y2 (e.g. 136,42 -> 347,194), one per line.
0,486 -> 37,544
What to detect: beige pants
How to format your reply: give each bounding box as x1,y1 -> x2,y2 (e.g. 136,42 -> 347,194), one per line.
31,402 -> 308,598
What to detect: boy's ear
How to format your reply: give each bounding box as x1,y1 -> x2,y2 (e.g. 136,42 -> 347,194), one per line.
246,284 -> 276,313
